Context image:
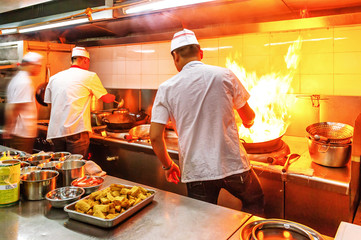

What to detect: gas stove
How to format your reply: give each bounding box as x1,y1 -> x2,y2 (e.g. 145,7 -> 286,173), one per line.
246,140 -> 291,166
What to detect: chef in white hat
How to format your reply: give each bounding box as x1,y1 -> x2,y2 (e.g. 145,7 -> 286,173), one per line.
44,46 -> 115,159
150,29 -> 264,216
4,52 -> 44,153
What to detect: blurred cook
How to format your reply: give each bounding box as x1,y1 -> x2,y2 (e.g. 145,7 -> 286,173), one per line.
4,52 -> 43,153
44,47 -> 115,157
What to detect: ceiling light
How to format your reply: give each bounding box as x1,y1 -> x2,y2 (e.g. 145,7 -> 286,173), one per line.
19,18 -> 89,33
124,0 -> 216,14
0,28 -> 18,35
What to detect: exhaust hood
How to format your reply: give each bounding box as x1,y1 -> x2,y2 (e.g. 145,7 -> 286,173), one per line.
2,0 -> 361,46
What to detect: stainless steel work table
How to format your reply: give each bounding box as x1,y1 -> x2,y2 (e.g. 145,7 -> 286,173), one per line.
0,175 -> 251,240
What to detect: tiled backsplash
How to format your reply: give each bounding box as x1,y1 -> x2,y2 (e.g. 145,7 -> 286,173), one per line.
88,24 -> 361,137
88,24 -> 361,96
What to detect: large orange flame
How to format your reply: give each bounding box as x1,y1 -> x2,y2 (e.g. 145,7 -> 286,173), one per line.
227,36 -> 302,143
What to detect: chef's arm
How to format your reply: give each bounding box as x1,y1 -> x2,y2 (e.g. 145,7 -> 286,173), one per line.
100,93 -> 115,103
150,122 -> 180,184
237,102 -> 255,128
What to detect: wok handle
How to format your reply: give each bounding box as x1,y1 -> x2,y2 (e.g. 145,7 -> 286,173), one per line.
282,154 -> 301,173
282,155 -> 292,173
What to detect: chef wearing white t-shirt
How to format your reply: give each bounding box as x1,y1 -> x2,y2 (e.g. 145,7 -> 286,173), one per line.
150,29 -> 264,216
4,52 -> 43,153
44,47 -> 115,157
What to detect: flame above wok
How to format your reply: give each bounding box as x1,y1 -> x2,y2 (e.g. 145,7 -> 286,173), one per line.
228,37 -> 302,143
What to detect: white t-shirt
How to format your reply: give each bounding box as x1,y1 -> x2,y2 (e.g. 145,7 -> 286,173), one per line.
6,71 -> 37,138
151,61 -> 251,183
44,67 -> 107,139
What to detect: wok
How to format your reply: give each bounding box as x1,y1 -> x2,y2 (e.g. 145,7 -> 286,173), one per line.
35,82 -> 48,107
102,108 -> 136,130
241,134 -> 284,154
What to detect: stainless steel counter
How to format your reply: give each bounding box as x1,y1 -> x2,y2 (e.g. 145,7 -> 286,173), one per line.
89,133 -> 356,237
90,133 -> 352,194
0,175 -> 251,240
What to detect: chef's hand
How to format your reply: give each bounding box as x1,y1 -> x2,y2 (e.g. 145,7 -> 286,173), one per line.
243,119 -> 254,128
165,162 -> 181,184
100,93 -> 116,103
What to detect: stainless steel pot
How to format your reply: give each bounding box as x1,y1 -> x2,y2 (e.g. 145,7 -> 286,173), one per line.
91,111 -> 111,126
21,170 -> 59,200
55,160 -> 86,187
308,136 -> 352,167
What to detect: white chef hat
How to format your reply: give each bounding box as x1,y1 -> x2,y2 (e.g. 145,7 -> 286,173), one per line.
72,46 -> 90,59
22,52 -> 43,65
170,29 -> 199,53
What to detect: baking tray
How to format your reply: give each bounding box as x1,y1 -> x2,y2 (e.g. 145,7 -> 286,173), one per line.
64,184 -> 156,228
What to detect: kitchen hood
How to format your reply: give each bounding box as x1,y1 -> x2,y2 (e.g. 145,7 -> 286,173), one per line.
2,0 -> 361,46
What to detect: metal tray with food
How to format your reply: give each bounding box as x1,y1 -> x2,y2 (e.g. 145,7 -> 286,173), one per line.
64,183 -> 156,228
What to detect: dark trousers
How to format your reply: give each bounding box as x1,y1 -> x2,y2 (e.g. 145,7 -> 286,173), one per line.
186,168 -> 264,216
6,135 -> 35,154
52,132 -> 90,157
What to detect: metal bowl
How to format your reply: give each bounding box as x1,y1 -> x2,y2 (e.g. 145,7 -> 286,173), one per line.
65,154 -> 83,161
46,186 -> 85,208
71,176 -> 104,195
20,161 -> 31,168
51,152 -> 71,161
21,166 -> 41,176
26,154 -> 52,166
38,161 -> 61,170
21,170 -> 59,200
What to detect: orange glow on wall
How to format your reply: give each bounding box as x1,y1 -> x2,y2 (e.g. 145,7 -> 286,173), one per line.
227,37 -> 302,143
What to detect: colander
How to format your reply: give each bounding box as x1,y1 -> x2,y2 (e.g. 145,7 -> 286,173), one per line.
306,122 -> 354,144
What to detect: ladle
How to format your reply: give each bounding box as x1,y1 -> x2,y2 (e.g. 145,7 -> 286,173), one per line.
114,99 -> 124,109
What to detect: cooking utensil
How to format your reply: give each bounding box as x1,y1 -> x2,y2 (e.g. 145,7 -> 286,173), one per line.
46,186 -> 85,208
129,124 -> 151,139
26,154 -> 52,166
65,154 -> 83,161
38,161 -> 61,170
55,160 -> 86,187
306,122 -> 354,144
64,184 -> 156,228
282,153 -> 300,173
71,176 -> 104,195
241,134 -> 285,154
20,166 -> 41,176
35,67 -> 50,107
51,152 -> 71,161
102,108 -> 136,130
240,218 -> 325,240
21,170 -> 59,200
91,111 -> 111,126
307,136 -> 352,167
114,98 -> 124,108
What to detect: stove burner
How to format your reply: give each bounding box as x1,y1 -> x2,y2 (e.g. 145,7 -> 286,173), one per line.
247,140 -> 290,165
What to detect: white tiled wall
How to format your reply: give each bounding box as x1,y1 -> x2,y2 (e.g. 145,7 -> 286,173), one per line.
88,24 -> 361,96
